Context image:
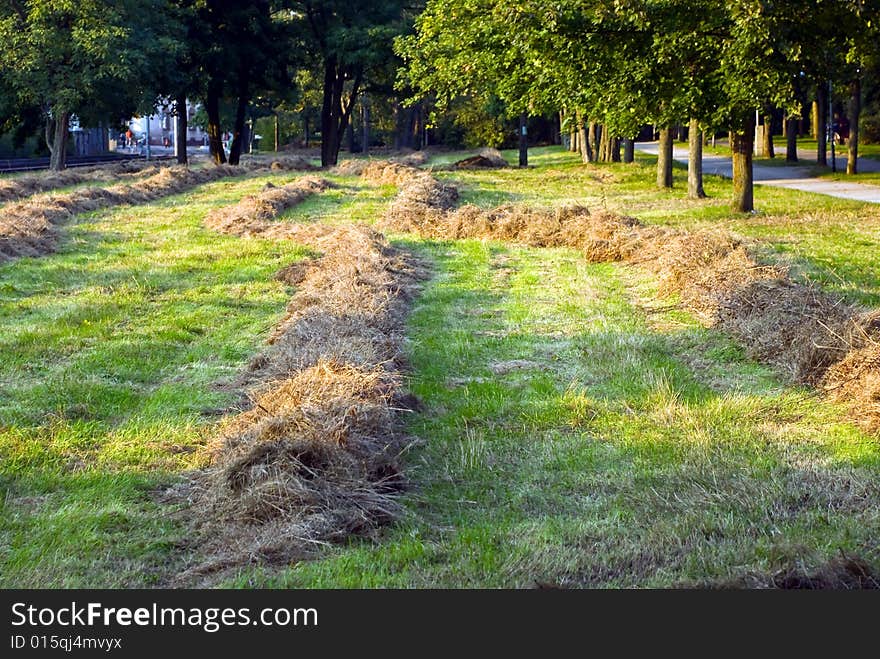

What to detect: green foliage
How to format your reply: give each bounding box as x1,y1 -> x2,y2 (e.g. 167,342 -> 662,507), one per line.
435,94 -> 508,148
0,0 -> 182,121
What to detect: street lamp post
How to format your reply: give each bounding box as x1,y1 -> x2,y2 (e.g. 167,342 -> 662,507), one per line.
145,115 -> 152,161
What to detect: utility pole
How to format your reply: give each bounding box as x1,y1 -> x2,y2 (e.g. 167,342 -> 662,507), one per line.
145,115 -> 152,161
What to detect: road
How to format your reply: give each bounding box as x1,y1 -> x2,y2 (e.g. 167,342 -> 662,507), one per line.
634,142 -> 880,204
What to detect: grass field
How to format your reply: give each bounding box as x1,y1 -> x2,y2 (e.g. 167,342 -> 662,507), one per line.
1,146 -> 878,587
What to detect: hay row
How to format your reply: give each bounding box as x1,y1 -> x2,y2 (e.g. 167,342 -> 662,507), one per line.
203,176 -> 335,237
0,159 -> 171,204
0,159 -> 317,263
175,182 -> 426,579
375,164 -> 880,431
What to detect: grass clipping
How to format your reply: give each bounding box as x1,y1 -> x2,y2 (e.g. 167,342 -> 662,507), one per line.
0,160 -> 316,263
0,159 -> 170,203
175,181 -> 425,580
377,164 -> 880,432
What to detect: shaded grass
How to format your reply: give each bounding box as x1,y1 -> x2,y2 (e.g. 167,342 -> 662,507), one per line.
227,239 -> 879,588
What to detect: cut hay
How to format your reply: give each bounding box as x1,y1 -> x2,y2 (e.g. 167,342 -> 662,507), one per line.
0,158 -> 319,263
204,176 -> 335,236
389,150 -> 429,167
0,165 -> 245,262
180,360 -> 407,571
722,555 -> 880,589
378,166 -> 880,430
451,148 -> 509,170
0,159 -> 170,204
175,182 -> 427,580
245,155 -> 317,171
821,311 -> 880,430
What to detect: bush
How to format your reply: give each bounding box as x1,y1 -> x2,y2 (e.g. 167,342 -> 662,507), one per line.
861,113 -> 880,144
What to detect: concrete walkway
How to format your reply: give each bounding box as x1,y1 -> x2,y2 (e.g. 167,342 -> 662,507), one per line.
634,142 -> 880,204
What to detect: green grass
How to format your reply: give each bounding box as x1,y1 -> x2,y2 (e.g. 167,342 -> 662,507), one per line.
229,239 -> 878,588
2,146 -> 879,588
436,146 -> 880,307
0,172 -> 317,587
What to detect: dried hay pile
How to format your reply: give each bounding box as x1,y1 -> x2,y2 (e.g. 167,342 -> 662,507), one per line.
726,556 -> 880,589
204,176 -> 334,236
389,151 -> 429,167
249,155 -> 316,171
0,159 -> 318,263
0,160 -> 169,204
176,182 -> 425,579
820,312 -> 880,427
450,148 -> 509,170
184,359 -> 407,571
331,159 -> 370,177
0,165 -> 244,261
378,166 -> 880,430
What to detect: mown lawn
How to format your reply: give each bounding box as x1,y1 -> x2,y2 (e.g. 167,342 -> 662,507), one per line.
233,239 -> 878,588
0,172 -> 318,587
1,146 -> 878,587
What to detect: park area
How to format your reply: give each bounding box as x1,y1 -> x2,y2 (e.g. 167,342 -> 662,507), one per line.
1,145 -> 879,588
2,1 -> 880,592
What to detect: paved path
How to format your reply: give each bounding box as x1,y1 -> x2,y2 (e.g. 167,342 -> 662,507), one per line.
634,142 -> 880,204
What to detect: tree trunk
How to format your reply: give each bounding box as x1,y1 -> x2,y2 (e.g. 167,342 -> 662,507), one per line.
569,112 -> 578,153
274,114 -> 280,152
304,117 -> 309,148
623,138 -> 634,163
47,111 -> 70,171
811,100 -> 819,138
588,122 -> 599,163
762,113 -> 775,158
205,80 -> 226,165
577,120 -> 590,164
731,114 -> 756,212
598,125 -> 609,162
320,56 -> 361,167
847,77 -> 861,175
610,136 -> 620,162
687,118 -> 705,199
347,119 -> 355,153
227,78 -> 249,166
362,95 -> 370,156
785,116 -> 798,162
657,128 -> 673,188
518,113 -> 528,167
320,57 -> 341,167
175,94 -> 188,165
816,85 -> 827,166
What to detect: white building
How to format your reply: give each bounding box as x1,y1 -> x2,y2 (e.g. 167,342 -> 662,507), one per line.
124,99 -> 208,149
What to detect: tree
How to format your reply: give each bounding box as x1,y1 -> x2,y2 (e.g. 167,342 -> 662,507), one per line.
188,0 -> 285,165
0,0 -> 181,170
288,0 -> 410,167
